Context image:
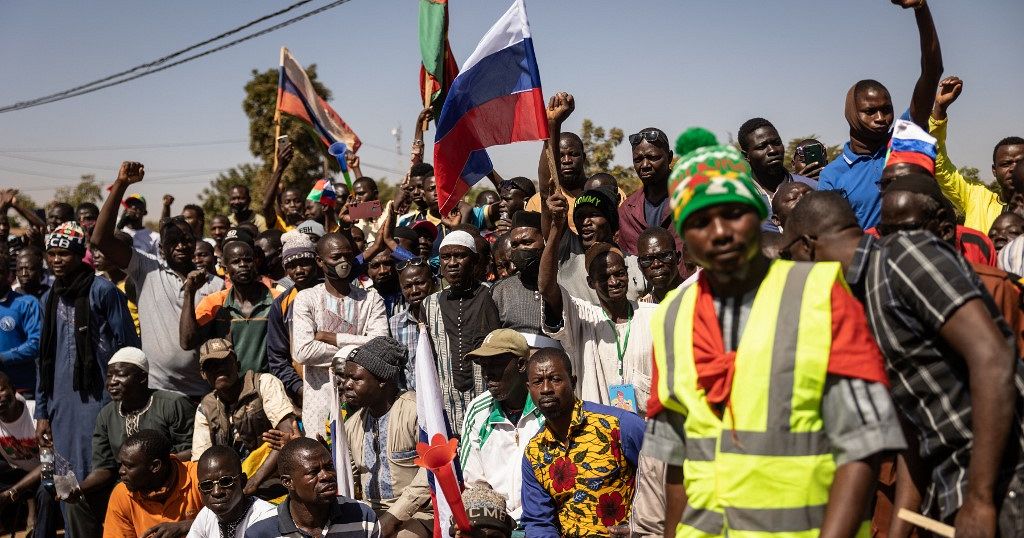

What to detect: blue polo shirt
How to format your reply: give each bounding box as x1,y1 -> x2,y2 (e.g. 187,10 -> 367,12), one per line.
0,290 -> 41,392
819,110 -> 911,229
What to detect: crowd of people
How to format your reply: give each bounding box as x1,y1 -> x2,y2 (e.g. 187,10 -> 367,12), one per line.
1,1 -> 1024,537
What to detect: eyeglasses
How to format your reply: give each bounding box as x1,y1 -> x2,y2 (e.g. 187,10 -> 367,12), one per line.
638,251 -> 677,268
628,129 -> 668,147
198,474 -> 241,493
397,257 -> 429,271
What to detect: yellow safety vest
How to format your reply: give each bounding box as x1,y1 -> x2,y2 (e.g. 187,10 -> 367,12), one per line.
651,260 -> 869,538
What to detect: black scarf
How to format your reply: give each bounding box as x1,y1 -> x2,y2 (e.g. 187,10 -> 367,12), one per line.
39,264 -> 99,396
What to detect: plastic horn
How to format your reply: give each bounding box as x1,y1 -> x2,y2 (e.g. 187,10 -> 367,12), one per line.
414,433 -> 470,532
328,142 -> 353,190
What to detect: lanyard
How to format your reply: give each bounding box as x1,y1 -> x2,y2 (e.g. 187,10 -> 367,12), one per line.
603,305 -> 634,382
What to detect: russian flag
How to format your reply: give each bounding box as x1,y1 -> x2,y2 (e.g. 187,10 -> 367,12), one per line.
433,0 -> 549,214
413,327 -> 461,536
277,47 -> 362,152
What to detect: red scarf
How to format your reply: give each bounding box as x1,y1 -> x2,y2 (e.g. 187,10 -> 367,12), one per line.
691,275 -> 736,410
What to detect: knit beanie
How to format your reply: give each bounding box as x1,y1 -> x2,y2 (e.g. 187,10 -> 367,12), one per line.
885,119 -> 937,175
45,221 -> 88,255
573,186 -> 619,231
281,230 -> 316,265
669,145 -> 768,233
349,336 -> 407,382
675,127 -> 719,156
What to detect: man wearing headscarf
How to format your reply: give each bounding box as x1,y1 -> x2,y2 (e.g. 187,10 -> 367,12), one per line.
818,0 -> 943,230
37,221 -> 139,538
335,337 -> 432,538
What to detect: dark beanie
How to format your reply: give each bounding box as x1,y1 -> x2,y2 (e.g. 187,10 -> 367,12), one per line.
350,337 -> 407,382
573,186 -> 619,231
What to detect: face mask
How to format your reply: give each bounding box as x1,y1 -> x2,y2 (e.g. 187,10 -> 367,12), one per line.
509,247 -> 542,274
323,258 -> 353,280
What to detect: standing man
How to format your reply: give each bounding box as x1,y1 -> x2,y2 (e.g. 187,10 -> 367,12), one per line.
737,117 -> 819,197
37,221 -> 139,537
635,227 -> 685,304
540,188 -> 656,411
490,212 -> 552,345
929,75 -> 1024,232
617,127 -> 683,256
267,230 -> 322,404
13,248 -> 50,300
245,437 -> 380,538
181,240 -> 279,375
784,191 -> 1024,536
92,161 -> 225,399
0,251 -> 41,393
421,230 -> 500,429
520,348 -> 645,537
650,146 -> 905,537
228,185 -> 269,233
119,194 -> 161,257
819,0 -> 943,229
185,446 -> 278,538
389,262 -> 435,390
459,330 -> 544,523
291,232 -> 388,440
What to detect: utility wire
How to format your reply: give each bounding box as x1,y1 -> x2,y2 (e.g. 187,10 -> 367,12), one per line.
0,0 -> 351,113
0,138 -> 248,153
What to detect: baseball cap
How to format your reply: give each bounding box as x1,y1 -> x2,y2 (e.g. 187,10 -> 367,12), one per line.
296,219 -> 326,240
467,329 -> 529,362
199,338 -> 235,366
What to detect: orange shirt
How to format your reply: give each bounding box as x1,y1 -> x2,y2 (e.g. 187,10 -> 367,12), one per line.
103,459 -> 203,538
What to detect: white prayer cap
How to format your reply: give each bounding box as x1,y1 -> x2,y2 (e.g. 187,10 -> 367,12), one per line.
108,347 -> 149,374
439,230 -> 478,253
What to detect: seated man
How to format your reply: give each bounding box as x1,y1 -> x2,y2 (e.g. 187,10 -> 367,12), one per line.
0,372 -> 45,534
65,347 -> 194,530
104,430 -> 202,538
336,337 -> 431,537
459,330 -> 544,523
192,339 -> 295,499
520,348 -> 644,537
185,446 -> 277,538
245,437 -> 380,538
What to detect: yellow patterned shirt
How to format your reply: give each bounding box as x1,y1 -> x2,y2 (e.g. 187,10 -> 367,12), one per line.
520,399 -> 645,537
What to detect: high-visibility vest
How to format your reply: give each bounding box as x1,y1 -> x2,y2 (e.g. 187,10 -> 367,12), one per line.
651,260 -> 870,538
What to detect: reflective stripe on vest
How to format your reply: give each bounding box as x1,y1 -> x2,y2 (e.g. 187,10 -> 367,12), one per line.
650,260 -> 868,537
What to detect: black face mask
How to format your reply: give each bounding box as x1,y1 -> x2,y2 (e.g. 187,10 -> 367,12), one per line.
509,247 -> 542,274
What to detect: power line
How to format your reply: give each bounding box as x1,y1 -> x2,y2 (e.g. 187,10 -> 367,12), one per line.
0,138 -> 247,153
0,152 -> 231,173
0,0 -> 352,113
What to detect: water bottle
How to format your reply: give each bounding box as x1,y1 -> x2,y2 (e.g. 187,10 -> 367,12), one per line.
40,447 -> 55,495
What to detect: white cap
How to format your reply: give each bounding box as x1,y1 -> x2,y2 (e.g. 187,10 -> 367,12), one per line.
108,347 -> 149,374
439,230 -> 478,253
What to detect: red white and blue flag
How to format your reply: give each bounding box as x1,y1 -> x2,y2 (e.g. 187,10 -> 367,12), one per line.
433,0 -> 549,214
277,47 -> 361,152
414,327 -> 460,536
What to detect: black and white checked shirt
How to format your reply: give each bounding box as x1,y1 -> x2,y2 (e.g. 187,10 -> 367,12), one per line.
847,232 -> 1024,519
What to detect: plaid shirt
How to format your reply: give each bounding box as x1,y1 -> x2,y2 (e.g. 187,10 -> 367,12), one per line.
847,232 -> 1024,518
388,305 -> 419,391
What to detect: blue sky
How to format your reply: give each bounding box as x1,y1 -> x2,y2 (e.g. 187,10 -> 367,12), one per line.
2,0 -> 1022,207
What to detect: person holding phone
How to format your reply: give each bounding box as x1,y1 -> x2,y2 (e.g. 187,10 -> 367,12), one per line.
792,139 -> 829,179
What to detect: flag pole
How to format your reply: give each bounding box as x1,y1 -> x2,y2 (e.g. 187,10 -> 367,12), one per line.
545,143 -> 560,192
421,70 -> 432,133
273,47 -> 286,174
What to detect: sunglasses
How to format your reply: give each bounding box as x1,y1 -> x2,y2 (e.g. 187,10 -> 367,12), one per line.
628,129 -> 667,147
198,474 -> 241,493
638,251 -> 677,268
397,257 -> 429,271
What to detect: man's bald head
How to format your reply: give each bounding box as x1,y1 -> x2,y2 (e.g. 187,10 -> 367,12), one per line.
279,437 -> 329,476
785,191 -> 860,239
316,232 -> 355,256
197,445 -> 242,477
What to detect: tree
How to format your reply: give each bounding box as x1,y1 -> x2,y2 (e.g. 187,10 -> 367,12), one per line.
53,174 -> 102,209
958,166 -> 981,184
580,119 -> 639,195
200,163 -> 264,218
201,65 -> 338,214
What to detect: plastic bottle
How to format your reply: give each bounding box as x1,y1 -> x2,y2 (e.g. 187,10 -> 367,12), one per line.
40,446 -> 55,495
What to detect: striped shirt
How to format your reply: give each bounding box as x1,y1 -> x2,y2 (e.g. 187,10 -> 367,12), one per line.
847,232 -> 1024,518
244,498 -> 379,538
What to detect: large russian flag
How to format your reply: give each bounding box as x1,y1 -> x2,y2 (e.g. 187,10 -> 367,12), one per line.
277,48 -> 361,152
433,0 -> 549,214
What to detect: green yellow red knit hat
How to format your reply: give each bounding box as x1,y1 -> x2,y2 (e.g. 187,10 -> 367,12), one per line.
668,145 -> 768,233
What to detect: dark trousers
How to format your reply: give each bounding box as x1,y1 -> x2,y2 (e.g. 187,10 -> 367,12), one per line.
59,482 -> 112,538
32,485 -> 62,538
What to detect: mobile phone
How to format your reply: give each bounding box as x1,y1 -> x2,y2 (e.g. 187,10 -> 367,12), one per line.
799,143 -> 826,167
348,200 -> 383,221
